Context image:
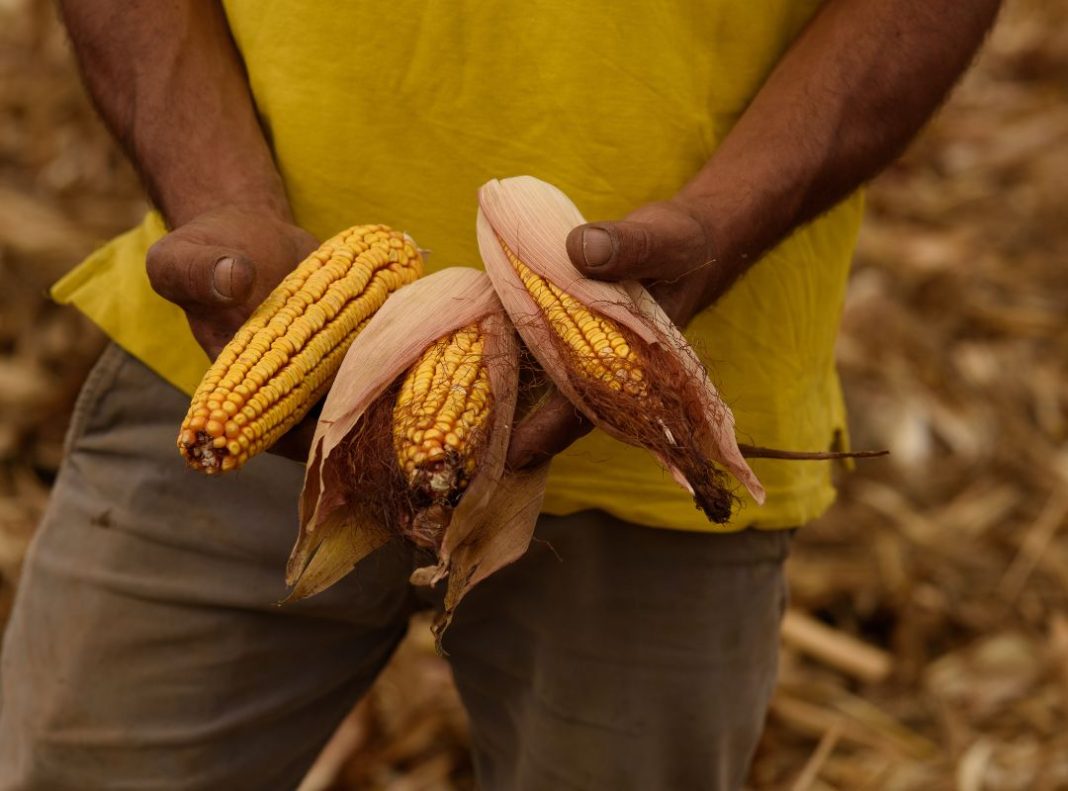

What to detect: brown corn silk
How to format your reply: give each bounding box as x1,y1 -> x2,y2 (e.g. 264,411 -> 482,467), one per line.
178,224 -> 422,473
287,268 -> 546,628
477,176 -> 765,522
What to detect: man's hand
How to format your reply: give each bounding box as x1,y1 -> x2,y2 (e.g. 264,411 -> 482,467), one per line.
505,200 -> 723,471
146,208 -> 318,360
507,0 -> 1001,471
565,200 -> 731,328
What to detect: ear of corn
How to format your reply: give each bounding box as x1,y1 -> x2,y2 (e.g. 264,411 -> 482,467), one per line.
392,322 -> 494,548
178,225 -> 422,473
477,176 -> 766,521
289,270 -> 519,599
494,230 -> 736,520
285,268 -> 542,637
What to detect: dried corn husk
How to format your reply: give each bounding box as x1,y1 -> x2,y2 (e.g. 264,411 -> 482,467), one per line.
287,268 -> 546,628
477,175 -> 765,521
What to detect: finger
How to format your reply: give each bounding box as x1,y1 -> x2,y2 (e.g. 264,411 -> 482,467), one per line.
146,236 -> 256,309
507,390 -> 593,471
565,207 -> 711,283
188,314 -> 243,361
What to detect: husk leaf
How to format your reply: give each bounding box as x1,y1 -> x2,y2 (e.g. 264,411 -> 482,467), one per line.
406,309 -> 546,627
432,463 -> 549,644
288,268 -> 503,594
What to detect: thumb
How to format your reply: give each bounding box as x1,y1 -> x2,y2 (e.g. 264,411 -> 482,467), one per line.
565,204 -> 711,283
146,236 -> 256,309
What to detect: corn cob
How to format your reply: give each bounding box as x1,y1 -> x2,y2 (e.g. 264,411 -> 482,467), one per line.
179,225 -> 422,473
477,176 -> 769,523
493,233 -> 736,521
392,322 -> 494,520
499,237 -> 648,398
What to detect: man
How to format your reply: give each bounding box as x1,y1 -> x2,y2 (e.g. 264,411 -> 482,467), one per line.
0,1 -> 998,788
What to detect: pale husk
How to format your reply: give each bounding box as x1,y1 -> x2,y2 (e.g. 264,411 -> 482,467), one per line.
477,175 -> 765,508
431,463 -> 549,641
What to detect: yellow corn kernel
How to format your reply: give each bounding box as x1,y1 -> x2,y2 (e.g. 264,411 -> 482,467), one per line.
178,225 -> 422,473
496,237 -> 648,400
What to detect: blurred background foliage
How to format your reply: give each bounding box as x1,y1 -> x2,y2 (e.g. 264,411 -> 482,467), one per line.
1,0 -> 1066,788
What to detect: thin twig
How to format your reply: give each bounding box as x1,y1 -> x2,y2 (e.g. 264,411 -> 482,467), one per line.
782,609 -> 893,684
738,444 -> 889,460
791,723 -> 843,791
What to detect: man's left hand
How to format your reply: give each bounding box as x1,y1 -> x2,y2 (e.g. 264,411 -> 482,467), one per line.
505,197 -> 733,471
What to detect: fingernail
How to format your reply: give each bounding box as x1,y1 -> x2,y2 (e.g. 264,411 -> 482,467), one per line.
212,257 -> 236,300
581,227 -> 613,268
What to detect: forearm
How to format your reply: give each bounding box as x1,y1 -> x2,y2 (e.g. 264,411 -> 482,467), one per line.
680,0 -> 1001,299
58,0 -> 289,227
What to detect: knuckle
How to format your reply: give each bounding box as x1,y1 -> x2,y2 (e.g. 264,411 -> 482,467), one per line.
145,238 -> 176,293
678,203 -> 715,263
615,223 -> 651,269
634,225 -> 652,264
145,236 -> 214,306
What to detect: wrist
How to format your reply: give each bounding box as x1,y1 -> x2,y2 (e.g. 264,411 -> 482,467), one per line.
159,175 -> 294,230
672,182 -> 755,273
665,192 -> 744,312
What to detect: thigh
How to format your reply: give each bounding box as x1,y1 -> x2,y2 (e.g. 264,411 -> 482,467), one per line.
0,345 -> 416,790
444,509 -> 791,791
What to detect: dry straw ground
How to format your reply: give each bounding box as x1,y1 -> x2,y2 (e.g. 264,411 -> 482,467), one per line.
1,1 -> 1065,789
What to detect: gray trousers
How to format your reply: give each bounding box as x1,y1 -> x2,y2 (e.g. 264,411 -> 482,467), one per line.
0,344 -> 791,790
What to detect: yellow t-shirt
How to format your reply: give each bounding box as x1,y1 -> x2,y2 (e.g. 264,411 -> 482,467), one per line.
52,0 -> 862,532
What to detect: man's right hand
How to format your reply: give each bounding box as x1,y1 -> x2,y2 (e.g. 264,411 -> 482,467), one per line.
146,207 -> 318,360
